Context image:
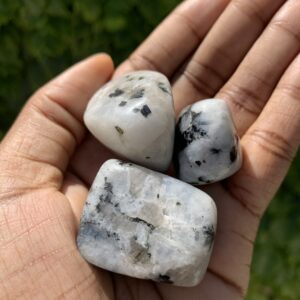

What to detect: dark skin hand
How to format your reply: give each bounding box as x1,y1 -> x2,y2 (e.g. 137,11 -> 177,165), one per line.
1,0 -> 300,299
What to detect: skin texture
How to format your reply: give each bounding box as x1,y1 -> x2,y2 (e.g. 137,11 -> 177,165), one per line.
0,0 -> 300,299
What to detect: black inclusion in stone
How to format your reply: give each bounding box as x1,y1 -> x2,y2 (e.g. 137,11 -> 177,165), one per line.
96,202 -> 101,213
130,89 -> 145,99
175,108 -> 208,153
193,228 -> 200,241
173,107 -> 210,175
198,177 -> 204,182
210,148 -> 221,154
130,217 -> 155,231
99,177 -> 113,204
172,116 -> 186,175
104,178 -> 113,194
119,101 -> 127,107
203,225 -> 215,249
158,82 -> 169,94
111,232 -> 120,241
145,156 -> 151,159
230,145 -> 238,163
198,177 -> 211,184
115,126 -> 124,135
191,125 -> 207,137
158,274 -> 173,284
118,161 -> 133,166
109,88 -> 124,97
140,105 -> 151,117
190,111 -> 208,137
195,160 -> 202,166
174,118 -> 188,152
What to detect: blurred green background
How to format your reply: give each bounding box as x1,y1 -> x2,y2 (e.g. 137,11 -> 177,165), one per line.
0,1 -> 299,299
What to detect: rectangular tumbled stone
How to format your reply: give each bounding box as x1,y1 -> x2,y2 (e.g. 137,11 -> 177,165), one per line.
77,159 -> 217,287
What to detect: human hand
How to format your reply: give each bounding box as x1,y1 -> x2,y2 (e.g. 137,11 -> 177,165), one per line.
1,0 -> 300,300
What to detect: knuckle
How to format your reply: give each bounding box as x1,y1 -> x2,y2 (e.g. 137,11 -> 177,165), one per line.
270,0 -> 300,43
231,0 -> 269,26
183,69 -> 214,97
270,19 -> 300,43
277,83 -> 300,102
219,82 -> 264,117
247,128 -> 294,162
183,58 -> 226,97
223,179 -> 263,219
128,52 -> 163,73
172,11 -> 202,41
219,66 -> 273,117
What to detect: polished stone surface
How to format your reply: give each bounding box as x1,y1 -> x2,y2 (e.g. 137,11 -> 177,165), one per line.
77,159 -> 217,286
174,99 -> 242,185
84,71 -> 175,172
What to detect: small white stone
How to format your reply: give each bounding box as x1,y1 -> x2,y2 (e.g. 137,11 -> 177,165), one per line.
174,99 -> 242,184
77,159 -> 217,287
84,71 -> 175,172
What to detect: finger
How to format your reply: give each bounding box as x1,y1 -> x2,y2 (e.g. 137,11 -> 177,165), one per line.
202,51 -> 300,294
225,52 -> 300,217
172,0 -> 286,114
61,172 -> 88,226
114,0 -> 230,78
0,54 -> 114,189
218,0 -> 300,135
40,53 -> 114,123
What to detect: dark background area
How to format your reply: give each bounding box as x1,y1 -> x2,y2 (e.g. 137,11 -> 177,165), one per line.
0,1 -> 299,299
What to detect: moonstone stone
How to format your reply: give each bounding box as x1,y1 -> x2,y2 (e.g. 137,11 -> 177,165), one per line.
174,99 -> 242,185
84,71 -> 175,172
77,159 -> 217,287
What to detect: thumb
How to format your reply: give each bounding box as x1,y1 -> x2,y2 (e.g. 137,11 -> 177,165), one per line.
0,54 -> 114,191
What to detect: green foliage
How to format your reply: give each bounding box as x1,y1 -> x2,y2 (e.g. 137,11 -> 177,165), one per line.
0,1 -> 299,299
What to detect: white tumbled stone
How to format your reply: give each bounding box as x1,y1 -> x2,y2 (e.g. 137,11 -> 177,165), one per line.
174,99 -> 242,185
84,71 -> 175,172
77,159 -> 217,287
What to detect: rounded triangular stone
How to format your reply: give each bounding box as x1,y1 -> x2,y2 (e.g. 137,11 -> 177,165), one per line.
77,159 -> 217,287
174,99 -> 242,185
84,71 -> 175,172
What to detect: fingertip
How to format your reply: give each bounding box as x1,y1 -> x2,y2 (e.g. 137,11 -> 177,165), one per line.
95,53 -> 115,74
36,53 -> 115,123
84,52 -> 115,82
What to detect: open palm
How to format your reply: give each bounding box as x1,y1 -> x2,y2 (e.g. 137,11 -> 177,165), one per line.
1,0 -> 299,299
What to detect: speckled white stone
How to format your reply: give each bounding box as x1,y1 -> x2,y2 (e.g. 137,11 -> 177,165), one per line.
84,71 -> 175,172
174,99 -> 242,185
77,159 -> 217,287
